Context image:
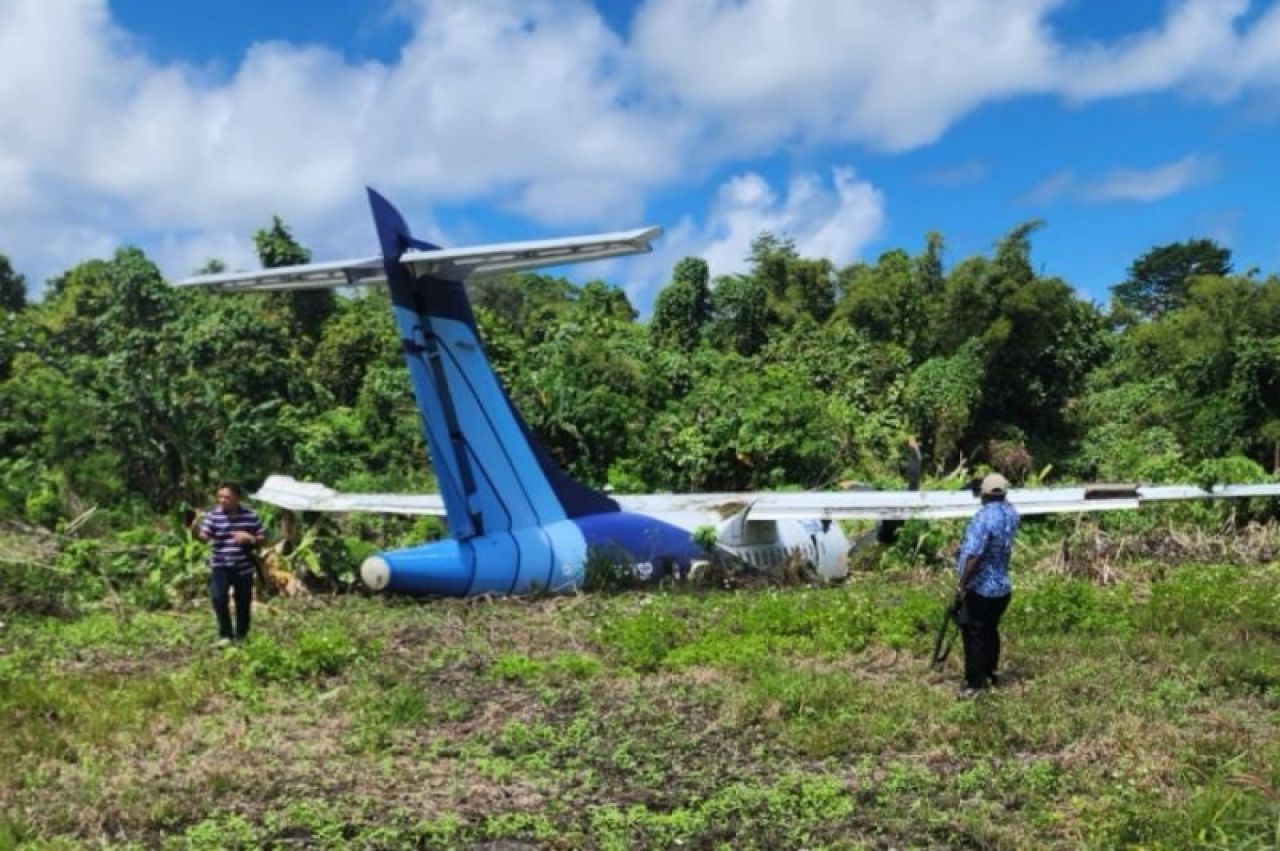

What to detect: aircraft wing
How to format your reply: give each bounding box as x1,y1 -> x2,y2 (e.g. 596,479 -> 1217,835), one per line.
253,476 -> 1280,520
173,227 -> 663,291
619,484 -> 1280,520
254,475 -> 445,515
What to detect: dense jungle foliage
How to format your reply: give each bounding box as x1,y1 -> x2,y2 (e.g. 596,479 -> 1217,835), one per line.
0,217 -> 1278,605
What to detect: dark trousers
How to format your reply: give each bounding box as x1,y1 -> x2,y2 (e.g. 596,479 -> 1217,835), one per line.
210,569 -> 253,640
960,591 -> 1011,689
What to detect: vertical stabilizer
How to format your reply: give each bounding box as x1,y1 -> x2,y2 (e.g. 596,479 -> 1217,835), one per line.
366,189 -> 617,541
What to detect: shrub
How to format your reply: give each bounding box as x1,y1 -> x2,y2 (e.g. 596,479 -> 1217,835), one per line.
1008,575 -> 1134,638
0,559 -> 79,617
597,604 -> 687,671
236,627 -> 363,684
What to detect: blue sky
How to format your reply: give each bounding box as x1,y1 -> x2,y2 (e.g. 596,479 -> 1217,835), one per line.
4,0 -> 1280,310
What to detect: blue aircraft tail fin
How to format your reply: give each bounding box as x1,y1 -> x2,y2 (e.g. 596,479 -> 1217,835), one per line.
366,188 -> 618,539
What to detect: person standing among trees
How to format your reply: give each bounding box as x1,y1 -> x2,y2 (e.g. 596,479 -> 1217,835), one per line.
955,473 -> 1019,698
195,483 -> 266,646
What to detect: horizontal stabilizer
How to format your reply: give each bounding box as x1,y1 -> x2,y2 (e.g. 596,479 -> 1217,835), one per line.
174,227 -> 662,291
399,227 -> 662,280
174,256 -> 387,292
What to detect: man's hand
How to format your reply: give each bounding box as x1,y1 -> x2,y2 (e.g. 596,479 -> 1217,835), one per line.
232,531 -> 256,544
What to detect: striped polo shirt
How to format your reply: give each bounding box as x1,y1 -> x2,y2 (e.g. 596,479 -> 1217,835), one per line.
200,506 -> 265,572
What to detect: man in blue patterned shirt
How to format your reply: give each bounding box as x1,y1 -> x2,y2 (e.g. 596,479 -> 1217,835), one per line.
196,483 -> 266,646
955,472 -> 1019,697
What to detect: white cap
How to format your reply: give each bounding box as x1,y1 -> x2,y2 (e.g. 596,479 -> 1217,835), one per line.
980,473 -> 1010,496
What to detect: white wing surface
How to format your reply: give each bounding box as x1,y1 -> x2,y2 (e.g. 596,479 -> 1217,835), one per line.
173,256 -> 388,291
254,476 -> 445,515
252,476 -> 1280,520
174,227 -> 663,291
629,484 -> 1280,521
399,227 -> 662,280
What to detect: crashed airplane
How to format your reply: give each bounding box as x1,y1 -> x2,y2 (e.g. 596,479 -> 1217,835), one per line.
176,190 -> 1280,596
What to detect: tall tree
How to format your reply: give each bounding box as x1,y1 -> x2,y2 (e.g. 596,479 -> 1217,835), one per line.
837,248 -> 926,359
310,290 -> 400,407
574,280 -> 637,325
1074,273 -> 1279,476
710,273 -> 768,356
916,231 -> 945,297
1112,238 -> 1232,319
95,248 -> 183,503
788,257 -> 836,323
650,257 -> 712,350
254,215 -> 333,340
992,220 -> 1043,290
749,232 -> 796,301
468,272 -> 576,344
748,233 -> 836,325
254,216 -> 312,268
0,255 -> 26,311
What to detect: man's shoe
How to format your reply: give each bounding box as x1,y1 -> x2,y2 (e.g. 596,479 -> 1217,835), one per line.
957,686 -> 982,700
215,637 -> 233,649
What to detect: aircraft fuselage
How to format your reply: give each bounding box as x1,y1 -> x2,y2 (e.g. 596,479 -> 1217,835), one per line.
360,511 -> 851,596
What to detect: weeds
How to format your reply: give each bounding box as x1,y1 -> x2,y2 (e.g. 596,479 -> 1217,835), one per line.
2,560 -> 1278,849
233,626 -> 365,685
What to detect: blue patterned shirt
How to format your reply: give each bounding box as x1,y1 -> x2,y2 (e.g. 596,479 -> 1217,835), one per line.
956,500 -> 1019,597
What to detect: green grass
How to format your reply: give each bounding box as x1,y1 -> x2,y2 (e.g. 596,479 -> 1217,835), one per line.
1,561 -> 1278,848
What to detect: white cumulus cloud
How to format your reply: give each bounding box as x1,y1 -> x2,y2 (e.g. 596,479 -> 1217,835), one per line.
3,0 -> 1280,293
0,0 -> 685,289
618,167 -> 885,311
1060,0 -> 1250,99
631,0 -> 1062,153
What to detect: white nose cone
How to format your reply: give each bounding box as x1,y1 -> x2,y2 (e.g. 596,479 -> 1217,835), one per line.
361,555 -> 391,591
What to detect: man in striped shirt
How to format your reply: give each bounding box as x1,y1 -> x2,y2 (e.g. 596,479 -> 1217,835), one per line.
197,483 -> 266,645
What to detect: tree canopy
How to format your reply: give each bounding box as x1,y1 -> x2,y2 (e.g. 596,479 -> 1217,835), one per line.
1,218 -> 1276,530
0,254 -> 26,312
1111,238 -> 1233,319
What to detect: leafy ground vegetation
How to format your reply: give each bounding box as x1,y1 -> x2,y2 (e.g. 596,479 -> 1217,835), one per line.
2,515 -> 1278,850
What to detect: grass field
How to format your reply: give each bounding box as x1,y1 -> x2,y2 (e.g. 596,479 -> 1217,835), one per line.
2,561 -> 1278,849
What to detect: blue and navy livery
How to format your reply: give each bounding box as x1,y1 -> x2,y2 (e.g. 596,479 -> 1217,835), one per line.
362,190 -> 702,595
